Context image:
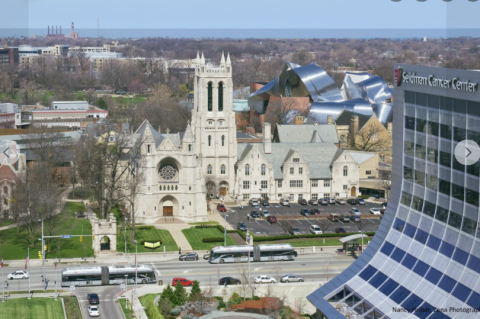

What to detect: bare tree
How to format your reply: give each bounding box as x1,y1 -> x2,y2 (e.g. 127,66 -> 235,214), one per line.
324,261 -> 332,282
355,221 -> 368,252
270,263 -> 282,284
347,122 -> 390,153
278,219 -> 291,235
294,297 -> 308,316
317,219 -> 332,234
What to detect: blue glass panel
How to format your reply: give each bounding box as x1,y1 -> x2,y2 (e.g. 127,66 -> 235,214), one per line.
413,260 -> 430,277
380,242 -> 395,257
359,265 -> 378,282
404,223 -> 416,238
467,255 -> 480,273
414,228 -> 429,244
439,242 -> 455,258
427,235 -> 441,251
369,272 -> 388,288
425,268 -> 442,284
390,286 -> 411,304
414,302 -> 435,319
452,282 -> 471,302
429,311 -> 450,319
393,218 -> 406,232
379,279 -> 399,296
391,248 -> 406,263
452,249 -> 469,265
401,294 -> 423,312
466,291 -> 480,309
438,276 -> 456,293
401,254 -> 417,269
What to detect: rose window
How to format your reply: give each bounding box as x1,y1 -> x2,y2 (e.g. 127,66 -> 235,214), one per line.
159,163 -> 177,181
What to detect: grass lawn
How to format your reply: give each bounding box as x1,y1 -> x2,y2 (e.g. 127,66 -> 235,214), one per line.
117,228 -> 178,253
0,219 -> 15,227
188,221 -> 219,226
62,296 -> 82,319
0,202 -> 94,260
119,298 -> 135,319
113,96 -> 147,104
0,298 -> 64,319
140,294 -> 164,319
182,227 -> 235,250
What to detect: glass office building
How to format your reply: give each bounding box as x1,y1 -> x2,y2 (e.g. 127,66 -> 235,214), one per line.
308,65 -> 480,319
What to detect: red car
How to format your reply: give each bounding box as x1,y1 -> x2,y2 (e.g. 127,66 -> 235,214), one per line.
172,277 -> 194,287
217,204 -> 227,212
266,216 -> 277,223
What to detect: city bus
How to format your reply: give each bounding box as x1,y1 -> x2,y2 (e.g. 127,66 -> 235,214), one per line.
61,264 -> 156,287
209,244 -> 297,264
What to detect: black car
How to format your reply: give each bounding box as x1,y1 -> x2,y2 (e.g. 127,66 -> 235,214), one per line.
218,277 -> 241,285
347,198 -> 357,205
250,211 -> 260,218
300,209 -> 310,216
335,227 -> 347,234
87,293 -> 100,305
237,222 -> 247,231
261,200 -> 270,207
298,199 -> 308,205
179,252 -> 199,261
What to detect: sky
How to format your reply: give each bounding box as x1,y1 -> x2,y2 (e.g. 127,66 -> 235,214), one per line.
1,0 -> 479,33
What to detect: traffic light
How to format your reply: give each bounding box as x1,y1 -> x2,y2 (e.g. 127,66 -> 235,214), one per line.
80,235 -> 83,242
38,251 -> 42,260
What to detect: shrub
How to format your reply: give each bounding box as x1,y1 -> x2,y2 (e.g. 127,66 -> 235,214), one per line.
170,308 -> 181,316
214,296 -> 223,301
217,300 -> 226,309
201,237 -> 224,243
229,292 -> 240,301
253,296 -> 260,300
182,315 -> 192,319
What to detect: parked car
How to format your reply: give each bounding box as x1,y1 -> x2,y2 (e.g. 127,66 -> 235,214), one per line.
266,216 -> 277,223
328,198 -> 336,204
328,214 -> 339,222
336,198 -> 346,205
7,270 -> 29,280
218,277 -> 241,285
349,208 -> 360,215
87,293 -> 100,305
261,200 -> 270,207
370,208 -> 381,215
310,208 -> 321,215
320,199 -> 329,205
340,215 -> 350,222
249,199 -> 259,207
281,274 -> 304,283
289,226 -> 301,235
280,199 -> 290,207
347,198 -> 357,205
380,208 -> 386,215
217,204 -> 227,212
237,222 -> 247,231
172,278 -> 194,287
358,198 -> 366,205
254,275 -> 276,284
298,198 -> 307,205
179,252 -> 199,261
351,214 -> 362,222
88,306 -> 100,317
308,199 -> 318,205
250,211 -> 260,218
382,202 -> 388,209
335,227 -> 347,234
260,210 -> 271,218
300,209 -> 310,216
310,225 -> 323,235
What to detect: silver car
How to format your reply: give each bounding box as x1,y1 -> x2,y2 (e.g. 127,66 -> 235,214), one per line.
281,274 -> 304,283
261,210 -> 271,217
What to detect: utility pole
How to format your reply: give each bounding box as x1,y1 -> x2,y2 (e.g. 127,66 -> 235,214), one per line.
39,218 -> 46,289
124,217 -> 128,259
224,214 -> 228,247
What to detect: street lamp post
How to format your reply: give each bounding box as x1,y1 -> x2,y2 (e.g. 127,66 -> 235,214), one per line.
55,261 -> 58,300
124,274 -> 128,298
124,217 -> 128,259
134,240 -> 137,292
224,214 -> 228,247
39,218 -> 45,289
2,259 -> 4,302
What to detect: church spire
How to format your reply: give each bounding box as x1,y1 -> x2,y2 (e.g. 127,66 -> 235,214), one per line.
226,52 -> 231,65
196,51 -> 200,62
220,51 -> 225,65
201,52 -> 205,64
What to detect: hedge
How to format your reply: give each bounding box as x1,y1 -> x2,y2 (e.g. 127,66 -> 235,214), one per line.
195,224 -> 237,233
202,237 -> 225,243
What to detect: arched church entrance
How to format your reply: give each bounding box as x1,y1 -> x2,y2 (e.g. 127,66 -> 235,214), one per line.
163,200 -> 173,216
206,180 -> 216,198
351,186 -> 356,197
219,181 -> 229,196
160,196 -> 179,217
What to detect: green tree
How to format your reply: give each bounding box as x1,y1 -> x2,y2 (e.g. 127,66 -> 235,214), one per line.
189,280 -> 202,300
179,84 -> 188,97
174,281 -> 188,305
97,97 -> 108,109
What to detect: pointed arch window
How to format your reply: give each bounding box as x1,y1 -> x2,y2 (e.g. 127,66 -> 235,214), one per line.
343,166 -> 348,177
207,82 -> 213,111
245,164 -> 250,176
147,144 -> 151,154
208,135 -> 211,146
188,144 -> 192,152
218,82 -> 224,111
221,135 -> 225,146
221,165 -> 226,174
207,165 -> 212,175
261,164 -> 266,175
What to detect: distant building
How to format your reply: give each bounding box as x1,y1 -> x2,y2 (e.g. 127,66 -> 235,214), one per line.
0,47 -> 19,65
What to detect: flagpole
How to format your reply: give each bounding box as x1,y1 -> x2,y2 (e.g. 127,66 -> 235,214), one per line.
2,259 -> 4,302
27,247 -> 30,299
55,262 -> 57,301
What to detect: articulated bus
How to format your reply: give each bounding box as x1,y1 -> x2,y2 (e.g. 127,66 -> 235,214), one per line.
61,265 -> 156,287
209,244 -> 297,264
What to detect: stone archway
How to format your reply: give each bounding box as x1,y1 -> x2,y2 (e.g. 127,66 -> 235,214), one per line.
159,196 -> 179,218
351,186 -> 356,197
91,213 -> 117,255
206,180 -> 216,198
219,181 -> 229,196
100,236 -> 110,250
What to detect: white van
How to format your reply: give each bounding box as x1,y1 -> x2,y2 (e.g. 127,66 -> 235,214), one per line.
280,199 -> 290,206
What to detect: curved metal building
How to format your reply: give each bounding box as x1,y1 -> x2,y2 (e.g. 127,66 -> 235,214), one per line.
308,65 -> 480,319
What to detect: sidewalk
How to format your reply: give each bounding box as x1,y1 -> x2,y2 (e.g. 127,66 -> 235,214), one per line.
153,224 -> 193,251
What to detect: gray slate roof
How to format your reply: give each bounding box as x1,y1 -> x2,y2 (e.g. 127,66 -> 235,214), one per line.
276,124 -> 339,144
135,120 -> 182,149
349,151 -> 375,164
237,142 -> 339,179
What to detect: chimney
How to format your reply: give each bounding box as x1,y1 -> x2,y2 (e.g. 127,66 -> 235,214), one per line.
48,26 -> 50,35
327,115 -> 332,124
350,116 -> 359,147
387,122 -> 393,133
263,122 -> 271,154
56,26 -> 58,34
60,26 -> 62,34
295,115 -> 304,125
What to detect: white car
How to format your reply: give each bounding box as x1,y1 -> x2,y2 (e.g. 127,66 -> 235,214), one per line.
88,306 -> 100,317
370,208 -> 381,215
7,270 -> 29,280
310,225 -> 323,235
254,275 -> 276,284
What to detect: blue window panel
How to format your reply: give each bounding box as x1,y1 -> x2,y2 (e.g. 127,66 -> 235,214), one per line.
429,311 -> 450,319
401,294 -> 423,312
401,253 -> 417,269
466,291 -> 480,309
393,218 -> 406,232
379,279 -> 399,296
426,235 -> 441,251
426,268 -> 442,284
452,282 -> 471,302
404,223 -> 416,238
414,228 -> 429,244
390,286 -> 411,304
439,241 -> 455,258
380,242 -> 395,257
413,260 -> 430,277
438,276 -> 456,293
452,249 -> 468,265
391,248 -> 406,263
467,255 -> 480,273
414,302 -> 435,319
359,265 -> 378,282
369,272 -> 388,288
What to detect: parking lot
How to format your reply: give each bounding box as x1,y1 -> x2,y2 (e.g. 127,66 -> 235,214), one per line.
220,201 -> 384,236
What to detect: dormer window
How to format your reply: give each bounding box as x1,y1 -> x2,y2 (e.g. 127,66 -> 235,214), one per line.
293,158 -> 300,162
147,144 -> 151,154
